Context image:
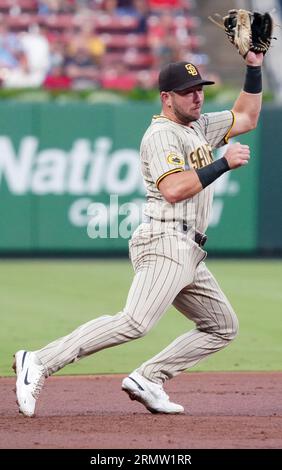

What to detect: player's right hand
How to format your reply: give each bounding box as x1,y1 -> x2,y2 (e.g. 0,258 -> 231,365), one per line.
224,142 -> 250,169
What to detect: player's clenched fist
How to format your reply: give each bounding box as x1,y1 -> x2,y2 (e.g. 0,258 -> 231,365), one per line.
224,142 -> 250,169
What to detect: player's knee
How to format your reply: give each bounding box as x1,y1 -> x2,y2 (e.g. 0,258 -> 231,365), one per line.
204,306 -> 239,342
219,313 -> 239,342
135,323 -> 150,338
226,320 -> 239,341
122,312 -> 150,338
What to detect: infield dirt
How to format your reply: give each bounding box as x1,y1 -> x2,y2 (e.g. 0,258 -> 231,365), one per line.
1,372 -> 281,449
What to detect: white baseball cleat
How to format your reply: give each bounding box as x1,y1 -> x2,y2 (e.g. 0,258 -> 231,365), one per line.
122,371 -> 184,414
12,350 -> 45,417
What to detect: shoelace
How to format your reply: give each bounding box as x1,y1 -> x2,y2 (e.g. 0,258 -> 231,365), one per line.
31,369 -> 45,399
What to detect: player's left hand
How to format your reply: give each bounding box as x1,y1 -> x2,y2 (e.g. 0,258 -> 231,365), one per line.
209,9 -> 274,59
245,51 -> 264,66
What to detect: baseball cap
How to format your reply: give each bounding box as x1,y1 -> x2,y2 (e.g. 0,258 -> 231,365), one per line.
158,61 -> 215,92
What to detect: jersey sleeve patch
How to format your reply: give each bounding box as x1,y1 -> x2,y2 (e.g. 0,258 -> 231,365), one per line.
166,153 -> 185,166
156,168 -> 184,188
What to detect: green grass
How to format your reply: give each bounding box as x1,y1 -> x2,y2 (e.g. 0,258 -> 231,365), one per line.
0,259 -> 281,376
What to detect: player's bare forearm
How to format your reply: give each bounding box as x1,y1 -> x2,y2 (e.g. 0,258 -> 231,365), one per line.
159,143 -> 250,203
229,52 -> 263,137
230,90 -> 262,136
158,170 -> 202,203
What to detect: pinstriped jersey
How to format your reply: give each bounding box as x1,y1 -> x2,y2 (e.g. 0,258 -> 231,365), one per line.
141,111 -> 234,233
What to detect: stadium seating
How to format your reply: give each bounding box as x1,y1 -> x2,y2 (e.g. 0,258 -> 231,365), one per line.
0,0 -> 205,89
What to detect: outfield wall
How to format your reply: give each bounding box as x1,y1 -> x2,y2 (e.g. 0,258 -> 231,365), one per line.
0,101 -> 280,254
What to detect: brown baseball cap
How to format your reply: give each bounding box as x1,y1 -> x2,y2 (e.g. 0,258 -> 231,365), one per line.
159,61 -> 215,92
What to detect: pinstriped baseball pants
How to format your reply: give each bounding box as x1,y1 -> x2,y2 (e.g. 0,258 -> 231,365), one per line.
36,221 -> 238,383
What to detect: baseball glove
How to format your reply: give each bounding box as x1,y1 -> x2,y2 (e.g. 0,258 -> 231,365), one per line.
209,9 -> 274,58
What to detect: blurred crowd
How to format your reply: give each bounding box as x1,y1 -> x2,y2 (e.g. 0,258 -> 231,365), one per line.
0,0 -> 210,90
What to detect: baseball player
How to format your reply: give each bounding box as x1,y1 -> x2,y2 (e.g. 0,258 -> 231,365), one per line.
13,50 -> 263,417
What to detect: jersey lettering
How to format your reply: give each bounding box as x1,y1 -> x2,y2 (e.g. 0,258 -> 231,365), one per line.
189,144 -> 213,169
